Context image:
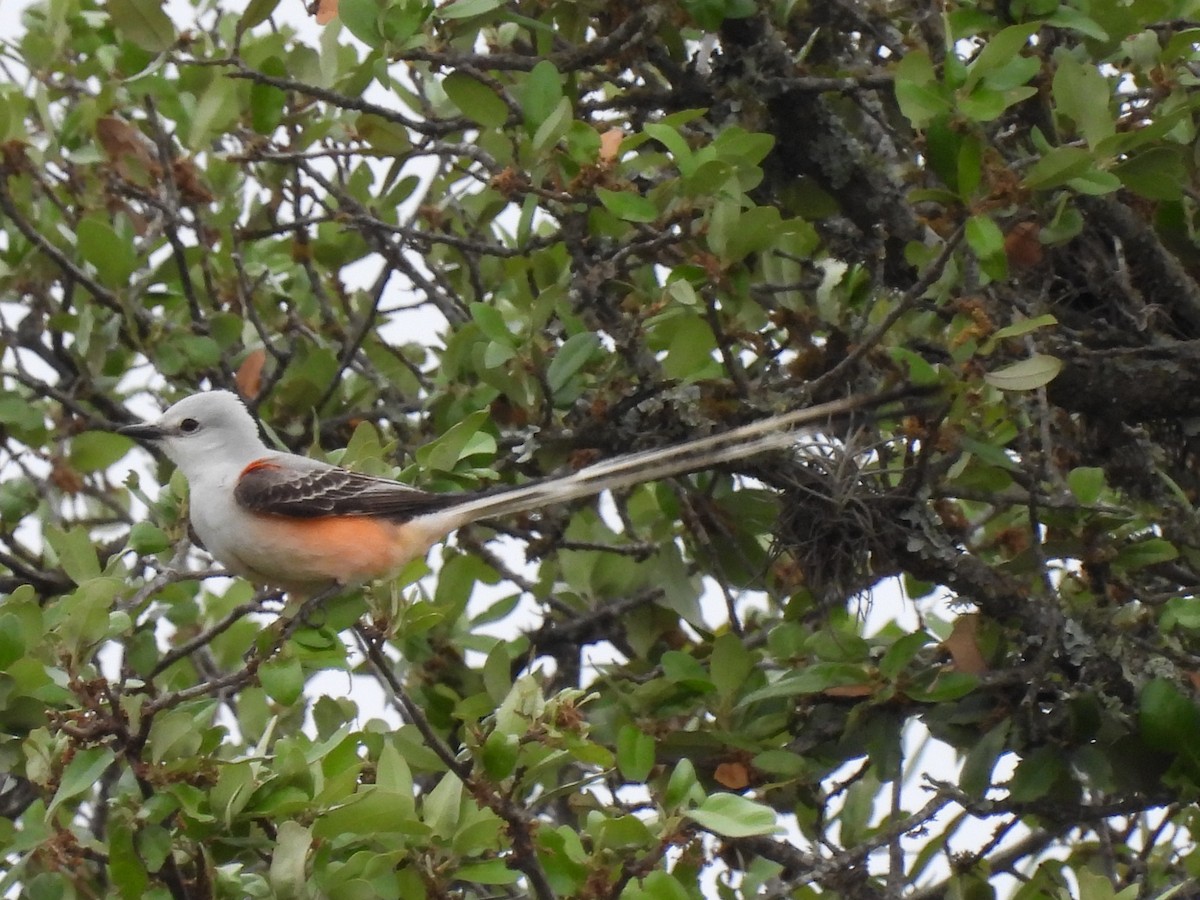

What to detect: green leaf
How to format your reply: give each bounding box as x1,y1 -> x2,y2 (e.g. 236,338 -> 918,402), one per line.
312,789 -> 428,839
129,521 -> 172,555
959,85 -> 1036,122
375,740 -> 416,802
357,112 -> 412,155
711,206 -> 793,264
148,708 -> 205,763
250,57 -> 288,135
685,793 -> 778,837
338,0 -> 385,47
532,96 -> 573,153
423,772 -> 463,838
108,820 -> 149,900
959,722 -> 1010,797
983,354 -> 1063,391
661,650 -> 714,690
637,871 -> 691,900
260,653 -> 305,706
415,409 -> 495,471
957,132 -> 983,198
905,671 -> 978,702
664,759 -> 704,811
71,431 -> 135,473
644,122 -> 695,174
186,75 -> 239,150
595,813 -> 652,850
521,60 -> 563,130
238,0 -> 282,33
269,821 -> 312,900
0,616 -> 24,669
963,23 -> 1040,92
1023,145 -> 1093,190
45,525 -> 102,584
986,314 -> 1058,345
1163,597 -> 1200,632
1053,56 -> 1115,147
1008,745 -> 1067,802
546,332 -> 600,395
965,214 -> 1005,261
739,663 -> 871,704
710,632 -> 754,698
616,725 -> 655,782
538,827 -> 589,894
1046,6 -> 1109,41
437,0 -> 505,20
894,51 -> 948,127
471,302 -> 518,346
1066,168 -> 1121,196
888,347 -> 939,385
659,315 -> 719,382
0,395 -> 46,438
1113,147 -> 1186,201
455,860 -> 522,885
1067,467 -> 1106,505
107,0 -> 176,53
878,631 -> 933,681
443,72 -> 509,129
1141,680 -> 1200,754
482,730 -> 519,780
595,187 -> 658,223
494,673 -> 544,735
1115,538 -> 1178,572
380,0 -> 430,42
49,747 -> 113,814
77,217 -> 137,286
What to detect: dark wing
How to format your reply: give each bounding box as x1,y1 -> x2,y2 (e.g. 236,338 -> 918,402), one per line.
234,459 -> 463,522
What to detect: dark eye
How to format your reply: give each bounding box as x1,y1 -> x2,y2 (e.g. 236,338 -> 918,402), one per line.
179,418 -> 200,434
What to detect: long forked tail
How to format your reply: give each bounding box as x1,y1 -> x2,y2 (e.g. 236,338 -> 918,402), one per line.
425,388 -> 916,534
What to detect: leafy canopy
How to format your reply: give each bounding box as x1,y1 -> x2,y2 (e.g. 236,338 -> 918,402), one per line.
4,0 -> 1200,897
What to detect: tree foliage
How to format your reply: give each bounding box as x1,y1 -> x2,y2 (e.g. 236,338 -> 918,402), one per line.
5,0 -> 1200,896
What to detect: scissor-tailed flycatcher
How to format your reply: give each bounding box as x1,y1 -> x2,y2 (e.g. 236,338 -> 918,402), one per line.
119,390 -> 904,594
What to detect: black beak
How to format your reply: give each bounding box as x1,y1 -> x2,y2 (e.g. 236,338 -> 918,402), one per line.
117,423 -> 166,443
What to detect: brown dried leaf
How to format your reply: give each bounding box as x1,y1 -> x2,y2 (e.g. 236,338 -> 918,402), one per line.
1004,221 -> 1043,268
49,457 -> 84,494
942,614 -> 989,675
236,348 -> 267,400
315,0 -> 338,23
171,157 -> 214,204
822,683 -> 876,698
713,762 -> 751,790
599,128 -> 624,166
96,117 -> 162,181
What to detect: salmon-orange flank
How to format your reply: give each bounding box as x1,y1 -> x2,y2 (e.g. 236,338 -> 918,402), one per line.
239,513 -> 447,586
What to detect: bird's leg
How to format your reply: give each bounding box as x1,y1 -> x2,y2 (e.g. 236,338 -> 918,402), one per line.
283,582 -> 343,636
245,582 -> 345,662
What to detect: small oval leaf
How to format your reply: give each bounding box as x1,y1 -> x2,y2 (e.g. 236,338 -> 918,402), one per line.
983,354 -> 1063,391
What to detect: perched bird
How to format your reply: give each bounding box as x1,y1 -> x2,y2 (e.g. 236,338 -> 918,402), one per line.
119,390 -> 902,595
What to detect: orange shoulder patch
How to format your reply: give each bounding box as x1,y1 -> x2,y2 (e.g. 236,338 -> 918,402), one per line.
240,458 -> 283,478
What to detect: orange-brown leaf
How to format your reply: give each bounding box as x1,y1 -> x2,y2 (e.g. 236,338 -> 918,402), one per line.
823,682 -> 876,698
599,128 -> 624,166
315,0 -> 338,23
236,348 -> 267,400
96,117 -> 161,181
942,614 -> 989,675
49,457 -> 84,494
1004,221 -> 1043,268
172,157 -> 214,204
713,762 -> 751,790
